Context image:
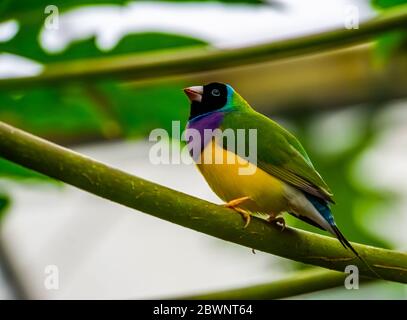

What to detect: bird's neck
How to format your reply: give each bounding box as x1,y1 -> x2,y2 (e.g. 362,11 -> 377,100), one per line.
186,111 -> 225,158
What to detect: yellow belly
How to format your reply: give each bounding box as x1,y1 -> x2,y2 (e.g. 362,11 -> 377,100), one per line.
196,140 -> 288,214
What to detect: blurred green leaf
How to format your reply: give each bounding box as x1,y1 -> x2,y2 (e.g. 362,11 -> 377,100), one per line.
371,0 -> 407,62
0,158 -> 50,180
0,27 -> 207,62
0,86 -> 109,137
374,30 -> 407,63
0,193 -> 10,222
372,0 -> 407,10
98,81 -> 189,138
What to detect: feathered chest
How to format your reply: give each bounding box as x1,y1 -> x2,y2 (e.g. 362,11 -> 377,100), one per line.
186,112 -> 225,161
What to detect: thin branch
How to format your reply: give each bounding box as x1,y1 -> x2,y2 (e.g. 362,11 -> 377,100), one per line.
2,5 -> 407,90
0,121 -> 406,283
177,268 -> 373,300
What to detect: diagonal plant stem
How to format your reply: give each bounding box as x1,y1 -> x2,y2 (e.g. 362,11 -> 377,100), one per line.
0,121 -> 406,283
177,268 -> 373,300
1,5 -> 407,90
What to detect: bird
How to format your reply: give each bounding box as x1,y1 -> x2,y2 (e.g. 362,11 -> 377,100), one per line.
183,82 -> 362,260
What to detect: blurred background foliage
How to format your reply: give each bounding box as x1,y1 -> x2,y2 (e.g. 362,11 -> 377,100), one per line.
0,193 -> 9,222
373,0 -> 407,61
0,0 -> 406,298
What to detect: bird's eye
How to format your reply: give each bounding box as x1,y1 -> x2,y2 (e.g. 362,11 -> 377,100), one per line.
211,89 -> 220,97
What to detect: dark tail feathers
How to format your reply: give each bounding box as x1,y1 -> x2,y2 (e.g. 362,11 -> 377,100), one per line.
331,225 -> 381,279
331,225 -> 360,257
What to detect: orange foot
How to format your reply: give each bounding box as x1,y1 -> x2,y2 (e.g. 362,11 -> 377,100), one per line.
223,196 -> 251,228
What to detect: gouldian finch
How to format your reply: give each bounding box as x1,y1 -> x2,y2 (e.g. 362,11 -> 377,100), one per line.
183,82 -> 359,257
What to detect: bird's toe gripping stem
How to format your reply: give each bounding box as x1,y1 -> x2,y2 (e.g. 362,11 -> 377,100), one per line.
268,216 -> 286,231
223,196 -> 251,228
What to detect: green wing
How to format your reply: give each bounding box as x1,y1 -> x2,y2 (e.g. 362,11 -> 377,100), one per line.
220,110 -> 334,203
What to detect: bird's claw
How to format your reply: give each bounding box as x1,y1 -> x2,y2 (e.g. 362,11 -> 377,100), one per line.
235,207 -> 251,228
268,216 -> 286,231
223,197 -> 251,228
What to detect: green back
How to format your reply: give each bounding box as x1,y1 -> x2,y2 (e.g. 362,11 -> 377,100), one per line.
220,101 -> 334,202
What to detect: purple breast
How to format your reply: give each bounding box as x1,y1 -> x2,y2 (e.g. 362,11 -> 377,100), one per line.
186,112 -> 224,161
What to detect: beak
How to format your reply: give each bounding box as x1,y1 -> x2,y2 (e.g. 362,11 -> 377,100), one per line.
183,86 -> 203,102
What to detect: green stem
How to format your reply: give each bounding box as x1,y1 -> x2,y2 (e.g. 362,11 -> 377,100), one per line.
178,268 -> 371,300
0,121 -> 406,283
2,5 -> 407,90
